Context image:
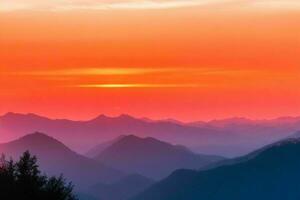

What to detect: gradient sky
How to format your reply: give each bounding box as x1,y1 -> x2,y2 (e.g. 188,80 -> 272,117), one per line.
0,0 -> 300,121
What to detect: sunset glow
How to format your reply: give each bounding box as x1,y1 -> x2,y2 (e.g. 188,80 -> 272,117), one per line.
18,68 -> 179,76
2,0 -> 300,11
77,83 -> 200,88
0,0 -> 300,121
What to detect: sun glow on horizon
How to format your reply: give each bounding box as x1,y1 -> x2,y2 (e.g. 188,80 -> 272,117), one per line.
18,68 -> 179,76
1,0 -> 300,12
0,0 -> 230,12
0,0 -> 299,121
76,83 -> 201,88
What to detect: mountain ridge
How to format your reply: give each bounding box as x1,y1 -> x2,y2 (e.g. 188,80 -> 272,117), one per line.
95,135 -> 224,179
89,174 -> 155,200
1,112 -> 300,157
0,132 -> 125,191
132,137 -> 300,200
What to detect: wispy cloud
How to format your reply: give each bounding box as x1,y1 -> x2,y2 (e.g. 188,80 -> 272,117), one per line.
16,67 -> 253,77
1,0 -> 300,11
76,83 -> 201,88
248,0 -> 300,10
14,67 -> 242,89
58,0 -> 224,11
0,0 -> 229,11
10,67 -> 278,89
18,68 -> 180,76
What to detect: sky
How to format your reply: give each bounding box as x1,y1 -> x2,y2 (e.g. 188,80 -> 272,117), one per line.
0,0 -> 300,121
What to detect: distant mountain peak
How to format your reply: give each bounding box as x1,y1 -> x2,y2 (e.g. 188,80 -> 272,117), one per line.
123,134 -> 139,139
85,135 -> 128,158
1,112 -> 50,121
23,132 -> 50,138
119,135 -> 166,146
1,112 -> 27,118
273,137 -> 300,147
116,114 -> 140,122
96,134 -> 224,179
89,114 -> 137,122
287,130 -> 300,139
18,132 -> 65,143
114,135 -> 145,145
118,114 -> 135,119
18,132 -> 56,140
124,134 -> 143,139
110,135 -> 204,154
1,112 -> 16,117
90,114 -> 110,121
4,132 -> 72,153
208,117 -> 253,125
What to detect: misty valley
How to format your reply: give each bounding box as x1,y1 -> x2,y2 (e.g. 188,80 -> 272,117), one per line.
1,1 -> 299,199
1,113 -> 300,200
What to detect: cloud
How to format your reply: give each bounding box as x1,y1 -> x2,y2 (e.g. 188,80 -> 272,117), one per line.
76,83 -> 200,88
1,0 -> 300,12
14,67 -> 241,89
16,67 -> 253,77
59,0 -> 226,10
0,0 -> 232,11
248,0 -> 300,10
17,68 -> 181,76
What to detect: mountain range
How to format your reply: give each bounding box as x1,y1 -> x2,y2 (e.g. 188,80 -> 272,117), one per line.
86,135 -> 126,158
132,136 -> 300,200
1,112 -> 300,156
0,132 -> 125,191
0,132 -> 224,200
1,120 -> 299,200
89,174 -> 155,200
93,135 -> 224,179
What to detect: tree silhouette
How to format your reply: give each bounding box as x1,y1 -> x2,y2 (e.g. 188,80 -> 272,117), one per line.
43,175 -> 76,200
0,155 -> 16,199
0,151 -> 77,200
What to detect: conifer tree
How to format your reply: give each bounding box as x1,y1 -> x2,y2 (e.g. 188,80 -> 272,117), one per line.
0,151 -> 77,200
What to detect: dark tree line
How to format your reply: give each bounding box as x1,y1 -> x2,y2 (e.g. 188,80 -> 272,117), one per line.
0,151 -> 77,200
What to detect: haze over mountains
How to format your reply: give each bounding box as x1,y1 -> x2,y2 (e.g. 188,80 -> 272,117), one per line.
86,135 -> 126,158
89,174 -> 155,200
132,136 -> 300,200
1,112 -> 299,200
0,133 -> 155,200
0,133 -> 125,191
1,112 -> 300,157
94,135 -> 224,179
0,132 -> 225,200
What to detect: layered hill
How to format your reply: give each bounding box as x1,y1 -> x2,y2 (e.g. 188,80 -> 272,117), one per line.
1,112 -> 300,156
132,137 -> 300,200
89,174 -> 154,200
85,135 -> 126,158
0,132 -> 125,190
94,135 -> 224,179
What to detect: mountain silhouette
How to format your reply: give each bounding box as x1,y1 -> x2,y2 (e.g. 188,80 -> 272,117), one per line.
287,130 -> 300,139
1,112 -> 300,157
89,174 -> 155,200
85,135 -> 126,158
0,132 -> 125,191
132,137 -> 300,200
94,135 -> 224,179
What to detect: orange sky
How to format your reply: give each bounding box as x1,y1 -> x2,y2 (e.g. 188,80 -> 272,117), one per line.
0,1 -> 300,121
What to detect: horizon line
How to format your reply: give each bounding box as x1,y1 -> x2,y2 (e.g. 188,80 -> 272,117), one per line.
1,111 -> 300,124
